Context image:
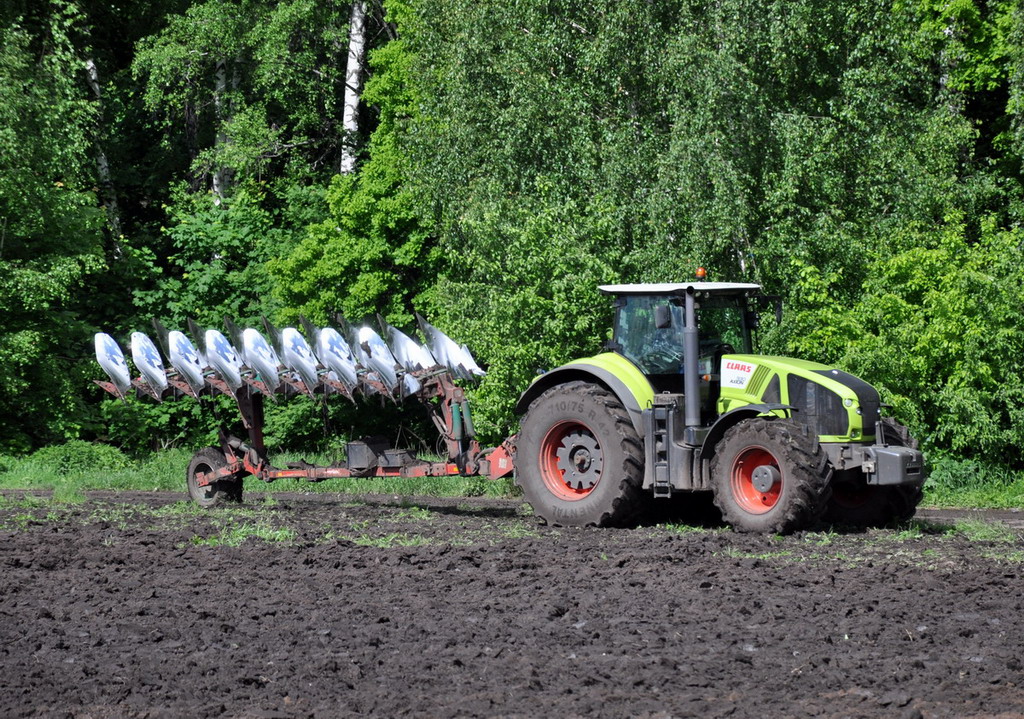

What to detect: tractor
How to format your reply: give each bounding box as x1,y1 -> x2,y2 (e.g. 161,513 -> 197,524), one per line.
513,281 -> 925,533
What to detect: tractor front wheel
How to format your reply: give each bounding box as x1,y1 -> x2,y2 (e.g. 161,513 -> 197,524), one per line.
517,381 -> 645,527
187,446 -> 244,508
711,417 -> 831,533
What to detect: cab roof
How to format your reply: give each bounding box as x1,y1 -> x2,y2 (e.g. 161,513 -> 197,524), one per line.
598,282 -> 762,297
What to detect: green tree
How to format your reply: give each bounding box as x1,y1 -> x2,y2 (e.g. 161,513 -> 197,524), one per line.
0,5 -> 106,452
777,215 -> 1024,467
270,1 -> 433,328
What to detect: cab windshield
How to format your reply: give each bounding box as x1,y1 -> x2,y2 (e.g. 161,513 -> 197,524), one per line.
613,295 -> 753,376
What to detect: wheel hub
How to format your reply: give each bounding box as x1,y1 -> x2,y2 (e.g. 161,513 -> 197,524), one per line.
751,465 -> 780,493
554,430 -> 603,491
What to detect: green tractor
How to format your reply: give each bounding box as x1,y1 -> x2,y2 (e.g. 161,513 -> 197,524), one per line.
514,281 -> 925,533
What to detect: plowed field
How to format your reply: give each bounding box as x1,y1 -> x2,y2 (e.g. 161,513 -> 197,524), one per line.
2,491 -> 1023,718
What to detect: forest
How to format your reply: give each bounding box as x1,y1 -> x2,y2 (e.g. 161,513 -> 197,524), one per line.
1,0 -> 1023,488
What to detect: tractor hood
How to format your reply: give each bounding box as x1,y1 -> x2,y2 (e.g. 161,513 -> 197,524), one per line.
718,355 -> 882,443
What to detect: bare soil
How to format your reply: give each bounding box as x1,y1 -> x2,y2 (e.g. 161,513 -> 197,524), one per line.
1,490 -> 1023,718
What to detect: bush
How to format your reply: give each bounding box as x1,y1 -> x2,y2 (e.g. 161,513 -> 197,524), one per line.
28,440 -> 132,475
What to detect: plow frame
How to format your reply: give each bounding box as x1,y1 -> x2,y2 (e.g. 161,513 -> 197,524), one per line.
185,371 -> 515,489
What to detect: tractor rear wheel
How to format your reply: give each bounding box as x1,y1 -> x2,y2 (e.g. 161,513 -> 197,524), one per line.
822,418 -> 923,528
187,446 -> 243,508
711,417 -> 831,533
517,381 -> 645,527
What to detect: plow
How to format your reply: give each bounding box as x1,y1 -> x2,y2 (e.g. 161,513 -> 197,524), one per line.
94,315 -> 514,507
95,277 -> 926,533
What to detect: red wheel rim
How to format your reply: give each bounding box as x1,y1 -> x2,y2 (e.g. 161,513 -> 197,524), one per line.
538,420 -> 603,501
730,447 -> 782,514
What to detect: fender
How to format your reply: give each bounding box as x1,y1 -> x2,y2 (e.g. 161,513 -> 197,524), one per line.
700,403 -> 796,460
515,353 -> 654,438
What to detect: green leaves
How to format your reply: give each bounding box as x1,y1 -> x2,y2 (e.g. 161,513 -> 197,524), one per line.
779,217 -> 1024,465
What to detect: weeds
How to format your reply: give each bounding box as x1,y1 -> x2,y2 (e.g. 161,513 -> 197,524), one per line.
803,530 -> 838,546
501,524 -> 541,539
953,519 -> 1018,543
350,533 -> 430,548
393,506 -> 435,521
190,520 -> 296,547
658,522 -> 713,535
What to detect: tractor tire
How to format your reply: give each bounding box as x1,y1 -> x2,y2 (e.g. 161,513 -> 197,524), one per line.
823,478 -> 922,528
516,381 -> 645,527
711,417 -> 832,534
187,446 -> 244,508
822,418 -> 923,528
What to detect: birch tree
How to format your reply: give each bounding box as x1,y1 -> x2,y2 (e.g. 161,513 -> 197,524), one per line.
340,0 -> 367,174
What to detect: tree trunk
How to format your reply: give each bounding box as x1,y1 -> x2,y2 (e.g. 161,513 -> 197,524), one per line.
340,0 -> 367,174
84,57 -> 123,252
212,57 -> 230,201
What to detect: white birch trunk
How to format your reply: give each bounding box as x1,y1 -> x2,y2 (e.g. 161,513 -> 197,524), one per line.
84,58 -> 123,246
340,0 -> 367,174
212,58 -> 229,201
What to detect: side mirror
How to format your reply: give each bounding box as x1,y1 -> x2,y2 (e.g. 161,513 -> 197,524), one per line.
755,295 -> 784,326
744,309 -> 760,331
654,304 -> 673,329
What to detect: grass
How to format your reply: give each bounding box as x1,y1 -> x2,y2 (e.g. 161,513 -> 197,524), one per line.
0,447 -> 190,493
393,505 -> 436,521
922,456 -> 1024,509
658,522 -> 715,535
190,519 -> 297,547
2,443 -> 1023,524
0,444 -> 521,500
952,519 -> 1018,543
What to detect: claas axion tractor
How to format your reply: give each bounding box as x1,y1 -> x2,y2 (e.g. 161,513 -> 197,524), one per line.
94,278 -> 925,533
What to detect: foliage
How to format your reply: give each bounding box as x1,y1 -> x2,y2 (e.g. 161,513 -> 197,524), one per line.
133,185 -> 288,327
396,0 -> 993,440
1,0 -> 1023,507
0,6 -> 107,453
269,2 -> 433,328
777,216 -> 1024,466
132,0 -> 351,188
28,440 -> 131,475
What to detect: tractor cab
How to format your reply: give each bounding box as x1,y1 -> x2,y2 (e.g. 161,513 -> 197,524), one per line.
600,282 -> 773,423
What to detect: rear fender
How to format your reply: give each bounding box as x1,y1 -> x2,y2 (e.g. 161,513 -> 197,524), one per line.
514,353 -> 654,438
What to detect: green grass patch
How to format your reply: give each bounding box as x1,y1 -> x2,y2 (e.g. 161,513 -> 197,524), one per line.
350,532 -> 431,547
190,519 -> 297,547
292,474 -> 519,499
393,505 -> 436,521
953,519 -> 1018,543
0,444 -> 190,493
658,522 -> 714,535
0,443 -> 521,500
720,547 -> 796,560
923,456 -> 1024,509
980,549 -> 1024,563
803,530 -> 838,546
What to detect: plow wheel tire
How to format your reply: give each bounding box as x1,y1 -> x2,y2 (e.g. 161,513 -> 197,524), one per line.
517,381 -> 645,527
711,417 -> 831,534
187,447 -> 243,508
822,418 -> 923,528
